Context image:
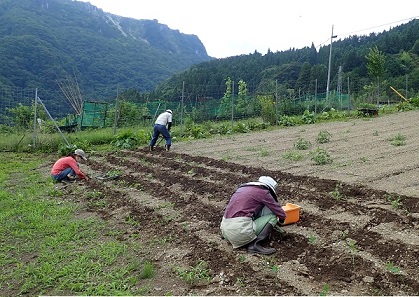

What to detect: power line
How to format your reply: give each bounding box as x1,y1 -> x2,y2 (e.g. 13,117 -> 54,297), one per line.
340,16 -> 418,39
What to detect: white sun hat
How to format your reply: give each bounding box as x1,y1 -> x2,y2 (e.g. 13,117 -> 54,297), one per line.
258,176 -> 277,193
74,149 -> 87,160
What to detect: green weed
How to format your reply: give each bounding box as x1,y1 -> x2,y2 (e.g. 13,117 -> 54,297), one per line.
0,153 -> 147,296
140,261 -> 155,279
174,260 -> 212,286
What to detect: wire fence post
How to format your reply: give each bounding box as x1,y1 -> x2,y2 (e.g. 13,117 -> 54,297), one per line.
180,81 -> 184,136
231,80 -> 234,129
113,86 -> 119,136
33,88 -> 38,148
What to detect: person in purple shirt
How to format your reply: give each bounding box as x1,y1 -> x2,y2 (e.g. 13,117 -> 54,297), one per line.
220,176 -> 286,255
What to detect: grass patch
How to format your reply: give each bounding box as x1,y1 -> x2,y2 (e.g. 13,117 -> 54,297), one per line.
0,153 -> 154,296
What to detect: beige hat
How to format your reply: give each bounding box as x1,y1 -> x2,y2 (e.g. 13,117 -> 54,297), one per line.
258,176 -> 277,193
74,149 -> 87,160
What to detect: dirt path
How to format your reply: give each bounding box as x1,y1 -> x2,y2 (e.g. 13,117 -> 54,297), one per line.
49,110 -> 419,295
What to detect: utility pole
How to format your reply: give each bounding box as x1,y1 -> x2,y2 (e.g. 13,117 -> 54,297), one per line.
326,25 -> 337,103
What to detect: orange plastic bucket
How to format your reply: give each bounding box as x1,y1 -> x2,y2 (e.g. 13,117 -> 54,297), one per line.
282,203 -> 301,225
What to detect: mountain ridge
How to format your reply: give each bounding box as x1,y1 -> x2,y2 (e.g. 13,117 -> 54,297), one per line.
0,0 -> 212,98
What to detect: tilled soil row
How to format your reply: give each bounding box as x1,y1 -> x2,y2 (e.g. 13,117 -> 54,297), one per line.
71,148 -> 419,295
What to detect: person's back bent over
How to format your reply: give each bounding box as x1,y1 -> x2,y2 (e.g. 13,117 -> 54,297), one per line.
150,109 -> 172,151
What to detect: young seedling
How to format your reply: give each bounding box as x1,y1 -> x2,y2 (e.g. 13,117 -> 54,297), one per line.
320,284 -> 330,296
341,229 -> 349,239
385,194 -> 402,209
330,183 -> 344,200
385,261 -> 401,274
346,238 -> 358,264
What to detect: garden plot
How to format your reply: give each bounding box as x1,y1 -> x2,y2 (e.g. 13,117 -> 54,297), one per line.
56,111 -> 419,297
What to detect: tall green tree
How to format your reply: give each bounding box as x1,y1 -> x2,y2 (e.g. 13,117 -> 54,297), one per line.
365,45 -> 386,104
218,77 -> 232,118
235,79 -> 248,116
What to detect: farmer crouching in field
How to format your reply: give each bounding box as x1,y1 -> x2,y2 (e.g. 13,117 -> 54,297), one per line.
51,149 -> 90,183
220,176 -> 286,255
149,109 -> 172,151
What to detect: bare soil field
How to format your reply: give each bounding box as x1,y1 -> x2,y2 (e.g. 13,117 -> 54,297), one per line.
49,110 -> 419,296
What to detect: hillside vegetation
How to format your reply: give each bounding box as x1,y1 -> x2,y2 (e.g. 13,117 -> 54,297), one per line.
0,0 -> 211,98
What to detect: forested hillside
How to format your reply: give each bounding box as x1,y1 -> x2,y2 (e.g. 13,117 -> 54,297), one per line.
153,19 -> 419,104
1,0 -> 418,123
0,0 -> 212,97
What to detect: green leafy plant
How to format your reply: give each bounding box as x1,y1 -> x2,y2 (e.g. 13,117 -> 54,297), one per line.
385,194 -> 402,209
301,110 -> 316,124
282,151 -> 304,161
385,261 -> 401,274
346,238 -> 358,264
235,277 -> 246,287
330,183 -> 344,200
389,133 -> 406,146
341,229 -> 349,239
259,148 -> 270,157
360,156 -> 368,162
294,138 -> 312,150
112,130 -> 140,149
310,148 -> 333,165
320,284 -> 330,296
308,234 -> 316,244
316,130 -> 332,144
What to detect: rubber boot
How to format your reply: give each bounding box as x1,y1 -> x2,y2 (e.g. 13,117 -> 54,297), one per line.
166,144 -> 171,151
149,145 -> 153,151
247,223 -> 276,255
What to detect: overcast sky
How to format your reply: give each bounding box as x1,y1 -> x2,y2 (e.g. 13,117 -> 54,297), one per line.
78,0 -> 418,58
